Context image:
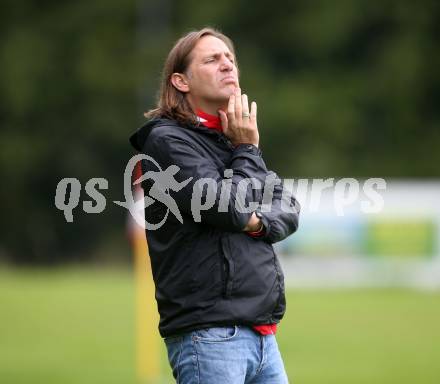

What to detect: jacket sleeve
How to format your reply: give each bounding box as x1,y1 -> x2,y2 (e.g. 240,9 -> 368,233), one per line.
257,171 -> 300,244
143,132 -> 268,232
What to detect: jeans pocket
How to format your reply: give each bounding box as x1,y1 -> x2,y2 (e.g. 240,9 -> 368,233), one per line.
194,326 -> 239,342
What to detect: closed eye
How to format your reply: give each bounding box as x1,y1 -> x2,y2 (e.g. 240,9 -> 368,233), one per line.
204,53 -> 235,64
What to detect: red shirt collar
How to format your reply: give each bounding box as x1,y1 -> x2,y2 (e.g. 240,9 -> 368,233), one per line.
196,109 -> 223,133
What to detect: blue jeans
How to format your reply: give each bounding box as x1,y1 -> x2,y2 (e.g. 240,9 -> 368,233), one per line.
164,325 -> 289,383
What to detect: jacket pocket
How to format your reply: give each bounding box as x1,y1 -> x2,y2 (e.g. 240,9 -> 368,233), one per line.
220,235 -> 234,298
270,249 -> 286,320
272,249 -> 285,293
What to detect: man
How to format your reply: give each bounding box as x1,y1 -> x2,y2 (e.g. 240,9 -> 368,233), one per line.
130,27 -> 299,383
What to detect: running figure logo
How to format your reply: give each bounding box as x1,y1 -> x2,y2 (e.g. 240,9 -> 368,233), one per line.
114,154 -> 193,230
134,164 -> 192,223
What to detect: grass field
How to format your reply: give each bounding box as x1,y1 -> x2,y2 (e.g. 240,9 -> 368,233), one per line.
1,267 -> 439,384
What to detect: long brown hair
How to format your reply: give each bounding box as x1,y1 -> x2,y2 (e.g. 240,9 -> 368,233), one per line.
144,27 -> 236,126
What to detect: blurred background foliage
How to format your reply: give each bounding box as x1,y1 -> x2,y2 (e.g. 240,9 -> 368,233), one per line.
0,0 -> 439,264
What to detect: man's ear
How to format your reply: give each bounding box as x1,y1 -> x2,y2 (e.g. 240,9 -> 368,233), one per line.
170,73 -> 190,93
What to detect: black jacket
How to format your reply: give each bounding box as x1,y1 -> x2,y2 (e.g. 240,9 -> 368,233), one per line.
130,118 -> 300,337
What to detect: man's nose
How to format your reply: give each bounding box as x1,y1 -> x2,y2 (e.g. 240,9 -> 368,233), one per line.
220,57 -> 233,71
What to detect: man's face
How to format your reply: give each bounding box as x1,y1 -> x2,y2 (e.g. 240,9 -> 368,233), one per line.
185,35 -> 239,107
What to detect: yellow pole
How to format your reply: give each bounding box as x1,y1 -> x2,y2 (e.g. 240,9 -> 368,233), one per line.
134,222 -> 161,382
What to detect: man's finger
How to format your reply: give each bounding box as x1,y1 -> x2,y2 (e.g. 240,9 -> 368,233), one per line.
250,101 -> 257,123
235,87 -> 242,120
218,110 -> 228,133
227,93 -> 235,117
242,94 -> 249,119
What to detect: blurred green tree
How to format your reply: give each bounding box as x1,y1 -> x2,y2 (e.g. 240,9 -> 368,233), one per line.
0,0 -> 438,264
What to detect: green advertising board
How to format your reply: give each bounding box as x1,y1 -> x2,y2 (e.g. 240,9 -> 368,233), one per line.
363,218 -> 436,258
